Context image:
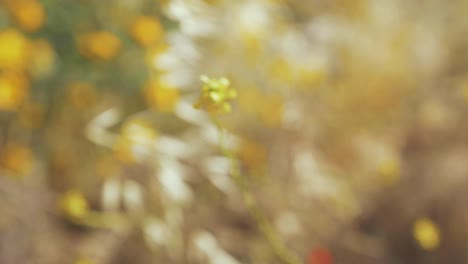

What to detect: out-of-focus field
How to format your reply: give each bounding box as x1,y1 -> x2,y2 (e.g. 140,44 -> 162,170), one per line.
1,0 -> 468,263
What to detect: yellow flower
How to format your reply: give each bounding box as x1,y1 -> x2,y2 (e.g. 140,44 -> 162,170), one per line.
67,82 -> 97,109
413,218 -> 440,250
146,44 -> 168,69
59,190 -> 90,219
194,75 -> 237,114
8,0 -> 45,32
78,31 -> 121,61
29,39 -> 55,78
0,29 -> 31,71
241,33 -> 262,60
75,258 -> 94,264
143,79 -> 180,112
378,158 -> 400,186
0,142 -> 34,176
269,59 -> 293,83
297,66 -> 326,89
0,72 -> 29,111
131,16 -> 163,47
460,79 -> 468,103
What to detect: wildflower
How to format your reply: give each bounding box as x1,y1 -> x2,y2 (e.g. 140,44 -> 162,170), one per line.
78,31 -> 121,61
131,16 -> 163,47
0,142 -> 34,176
307,247 -> 333,264
378,158 -> 400,185
297,66 -> 326,89
75,258 -> 95,264
0,29 -> 30,71
459,80 -> 468,104
59,190 -> 90,219
143,79 -> 180,112
0,72 -> 29,111
29,39 -> 55,78
145,43 -> 168,67
8,0 -> 45,32
413,218 -> 440,250
270,59 -> 293,83
194,75 -> 237,114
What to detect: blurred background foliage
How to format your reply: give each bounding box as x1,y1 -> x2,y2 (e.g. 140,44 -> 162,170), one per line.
1,0 -> 468,263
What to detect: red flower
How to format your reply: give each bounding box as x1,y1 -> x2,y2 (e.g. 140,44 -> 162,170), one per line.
307,247 -> 333,264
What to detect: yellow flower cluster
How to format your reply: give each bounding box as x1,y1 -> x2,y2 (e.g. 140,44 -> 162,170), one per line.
59,190 -> 90,219
75,258 -> 95,264
0,142 -> 34,176
78,31 -> 121,61
0,29 -> 31,71
194,75 -> 237,114
413,218 -> 440,250
143,79 -> 180,112
131,16 -> 164,47
5,0 -> 45,32
0,72 -> 29,111
0,28 -> 54,112
29,39 -> 55,79
377,158 -> 400,186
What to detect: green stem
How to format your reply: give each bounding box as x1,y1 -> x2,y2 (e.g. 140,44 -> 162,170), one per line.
212,117 -> 301,264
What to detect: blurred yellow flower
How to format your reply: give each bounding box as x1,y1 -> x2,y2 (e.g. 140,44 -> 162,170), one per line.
131,16 -> 163,47
195,75 -> 237,114
78,31 -> 121,61
146,44 -> 168,69
242,33 -> 262,59
270,59 -> 293,83
114,118 -> 158,163
0,29 -> 31,71
59,190 -> 90,219
413,218 -> 440,250
458,79 -> 468,104
19,101 -> 44,129
0,143 -> 34,176
68,82 -> 97,109
0,72 -> 29,111
378,158 -> 400,186
8,0 -> 45,32
29,39 -> 55,78
75,258 -> 95,264
143,79 -> 180,112
270,60 -> 326,89
297,67 -> 326,89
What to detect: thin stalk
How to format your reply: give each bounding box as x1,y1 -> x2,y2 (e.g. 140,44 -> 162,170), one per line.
212,118 -> 301,264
